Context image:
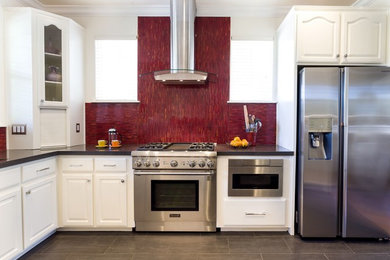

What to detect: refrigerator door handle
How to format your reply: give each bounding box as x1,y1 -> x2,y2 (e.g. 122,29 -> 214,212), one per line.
341,67 -> 349,237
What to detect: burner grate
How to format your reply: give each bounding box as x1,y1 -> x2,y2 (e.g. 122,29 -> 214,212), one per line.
137,142 -> 172,151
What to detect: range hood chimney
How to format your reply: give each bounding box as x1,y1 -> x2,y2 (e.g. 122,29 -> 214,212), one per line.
153,0 -> 208,85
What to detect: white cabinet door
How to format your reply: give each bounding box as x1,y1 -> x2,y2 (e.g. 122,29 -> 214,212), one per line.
22,175 -> 57,249
61,174 -> 93,227
341,11 -> 387,64
36,13 -> 68,108
94,174 -> 127,227
0,187 -> 23,260
296,11 -> 340,63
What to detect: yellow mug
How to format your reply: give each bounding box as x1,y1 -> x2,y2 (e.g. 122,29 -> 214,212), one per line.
111,140 -> 120,147
97,140 -> 107,147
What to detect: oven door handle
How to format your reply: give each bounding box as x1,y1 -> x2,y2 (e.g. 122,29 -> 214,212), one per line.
134,170 -> 215,175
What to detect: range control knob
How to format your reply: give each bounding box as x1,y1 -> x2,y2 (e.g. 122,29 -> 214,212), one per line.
143,160 -> 151,167
207,160 -> 215,168
152,160 -> 160,167
198,160 -> 206,168
188,161 -> 196,168
135,160 -> 142,167
170,160 -> 178,167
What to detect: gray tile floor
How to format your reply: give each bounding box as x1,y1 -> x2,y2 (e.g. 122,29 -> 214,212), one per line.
19,231 -> 390,260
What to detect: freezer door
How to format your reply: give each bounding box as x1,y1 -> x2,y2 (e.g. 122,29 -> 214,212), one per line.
343,67 -> 390,238
297,67 -> 340,237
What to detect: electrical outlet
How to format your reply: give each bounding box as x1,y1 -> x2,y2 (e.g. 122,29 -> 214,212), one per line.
76,123 -> 80,133
12,124 -> 27,135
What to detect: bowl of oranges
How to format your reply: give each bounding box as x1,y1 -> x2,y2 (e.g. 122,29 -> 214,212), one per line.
228,136 -> 250,148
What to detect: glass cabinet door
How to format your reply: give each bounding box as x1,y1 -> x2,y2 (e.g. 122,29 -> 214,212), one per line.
44,24 -> 63,103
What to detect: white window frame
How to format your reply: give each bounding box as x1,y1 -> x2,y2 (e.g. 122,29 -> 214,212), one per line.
94,37 -> 139,103
228,39 -> 276,103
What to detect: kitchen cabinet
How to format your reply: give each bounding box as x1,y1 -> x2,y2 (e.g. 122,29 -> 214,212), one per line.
216,156 -> 293,232
22,174 -> 57,249
296,9 -> 387,64
61,174 -> 93,227
94,174 -> 127,227
4,7 -> 85,149
59,156 -> 132,228
60,157 -> 93,227
94,157 -> 127,227
0,167 -> 23,260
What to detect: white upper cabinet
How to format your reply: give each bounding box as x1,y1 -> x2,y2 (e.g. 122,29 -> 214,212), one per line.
297,11 -> 341,63
296,9 -> 388,65
4,8 -> 85,149
37,14 -> 68,108
340,11 -> 387,64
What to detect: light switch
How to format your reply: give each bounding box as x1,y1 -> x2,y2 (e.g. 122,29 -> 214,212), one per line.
12,124 -> 27,135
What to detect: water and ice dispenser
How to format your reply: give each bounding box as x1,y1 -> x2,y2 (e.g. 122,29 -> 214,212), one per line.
307,118 -> 332,160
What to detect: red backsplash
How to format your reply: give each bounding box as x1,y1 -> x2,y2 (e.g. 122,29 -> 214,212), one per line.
0,127 -> 6,150
85,17 -> 276,145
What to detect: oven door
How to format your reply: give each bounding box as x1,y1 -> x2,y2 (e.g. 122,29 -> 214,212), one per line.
228,166 -> 283,197
134,171 -> 216,231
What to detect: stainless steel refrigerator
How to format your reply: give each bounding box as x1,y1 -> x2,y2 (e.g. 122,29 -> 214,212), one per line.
297,67 -> 390,238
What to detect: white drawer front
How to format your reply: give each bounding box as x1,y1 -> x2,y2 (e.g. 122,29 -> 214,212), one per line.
61,158 -> 93,172
22,159 -> 56,182
95,158 -> 126,172
0,167 -> 21,191
223,199 -> 286,226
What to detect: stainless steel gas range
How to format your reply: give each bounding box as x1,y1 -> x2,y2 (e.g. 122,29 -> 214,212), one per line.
132,142 -> 217,232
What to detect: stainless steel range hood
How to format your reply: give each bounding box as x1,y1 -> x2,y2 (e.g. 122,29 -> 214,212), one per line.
153,0 -> 208,85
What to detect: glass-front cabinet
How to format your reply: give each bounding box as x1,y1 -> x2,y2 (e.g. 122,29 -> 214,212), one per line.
38,15 -> 67,107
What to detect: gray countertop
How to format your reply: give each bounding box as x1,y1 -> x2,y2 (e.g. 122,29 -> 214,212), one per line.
0,144 -> 293,169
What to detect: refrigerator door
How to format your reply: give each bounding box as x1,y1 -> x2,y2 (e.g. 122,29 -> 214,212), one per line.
298,67 -> 340,237
343,67 -> 390,238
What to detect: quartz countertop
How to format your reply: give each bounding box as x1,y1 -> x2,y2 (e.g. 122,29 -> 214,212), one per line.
216,144 -> 294,156
0,143 -> 293,169
0,144 -> 138,169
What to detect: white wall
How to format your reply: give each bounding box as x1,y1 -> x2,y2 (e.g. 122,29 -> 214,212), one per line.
65,15 -> 280,102
231,17 -> 282,40
66,15 -> 137,102
0,5 -> 6,127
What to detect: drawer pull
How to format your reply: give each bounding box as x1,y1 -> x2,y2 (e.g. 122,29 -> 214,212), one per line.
36,167 -> 50,173
245,212 -> 267,216
121,179 -> 125,183
26,190 -> 31,195
87,179 -> 91,183
70,164 -> 83,167
103,164 -> 117,167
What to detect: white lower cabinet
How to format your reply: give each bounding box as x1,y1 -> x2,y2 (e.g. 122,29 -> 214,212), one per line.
61,174 -> 93,226
94,173 -> 127,227
222,199 -> 286,226
22,175 -> 57,248
0,186 -> 23,260
59,156 -> 131,228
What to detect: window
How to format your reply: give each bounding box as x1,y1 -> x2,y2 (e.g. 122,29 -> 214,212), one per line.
95,40 -> 137,101
230,40 -> 274,102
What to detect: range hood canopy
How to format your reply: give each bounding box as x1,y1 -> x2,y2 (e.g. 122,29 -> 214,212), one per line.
153,0 -> 208,85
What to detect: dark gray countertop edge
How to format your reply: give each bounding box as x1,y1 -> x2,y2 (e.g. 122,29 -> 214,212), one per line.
0,145 -> 294,169
217,151 -> 294,156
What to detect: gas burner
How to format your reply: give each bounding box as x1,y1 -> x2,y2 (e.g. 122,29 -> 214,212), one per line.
188,142 -> 215,151
137,142 -> 172,151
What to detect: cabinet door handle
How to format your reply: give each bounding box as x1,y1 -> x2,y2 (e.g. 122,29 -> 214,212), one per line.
36,167 -> 50,173
87,179 -> 91,183
344,54 -> 348,58
336,54 -> 340,58
70,164 -> 83,167
103,164 -> 117,167
245,212 -> 267,216
26,190 -> 31,195
121,179 -> 125,183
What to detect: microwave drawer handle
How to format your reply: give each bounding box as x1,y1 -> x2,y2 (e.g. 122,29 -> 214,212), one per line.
245,212 -> 267,216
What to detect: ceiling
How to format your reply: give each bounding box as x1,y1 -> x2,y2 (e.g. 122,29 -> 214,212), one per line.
6,0 -> 385,17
